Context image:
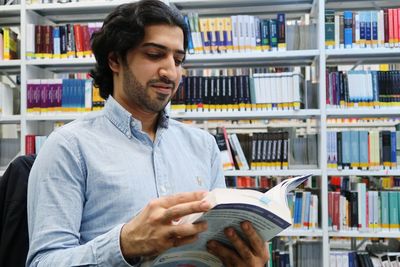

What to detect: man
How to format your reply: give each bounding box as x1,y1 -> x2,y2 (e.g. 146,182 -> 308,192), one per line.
27,0 -> 269,266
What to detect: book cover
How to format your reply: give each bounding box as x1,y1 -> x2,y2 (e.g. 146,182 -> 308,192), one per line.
152,175 -> 311,267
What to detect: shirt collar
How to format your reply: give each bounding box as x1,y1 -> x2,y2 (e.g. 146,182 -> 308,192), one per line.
104,96 -> 169,139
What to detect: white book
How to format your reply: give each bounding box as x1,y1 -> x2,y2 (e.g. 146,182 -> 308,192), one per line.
26,24 -> 35,59
335,14 -> 340,49
292,72 -> 301,110
231,15 -> 239,53
368,191 -> 374,231
152,175 -> 312,267
354,13 -> 360,48
0,82 -> 13,115
230,133 -> 250,170
378,10 -> 385,47
264,73 -> 272,110
357,183 -> 367,231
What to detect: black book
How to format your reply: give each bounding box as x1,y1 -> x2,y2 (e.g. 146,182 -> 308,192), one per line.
337,131 -> 343,169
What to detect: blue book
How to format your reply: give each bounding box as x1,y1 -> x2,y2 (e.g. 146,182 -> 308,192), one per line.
184,16 -> 195,54
342,131 -> 351,168
371,11 -> 378,46
391,131 -> 397,169
261,19 -> 270,51
371,70 -> 379,107
359,131 -> 369,169
350,131 -> 360,168
344,11 -> 353,48
269,19 -> 278,50
365,11 -> 372,46
53,26 -> 61,56
359,11 -> 366,47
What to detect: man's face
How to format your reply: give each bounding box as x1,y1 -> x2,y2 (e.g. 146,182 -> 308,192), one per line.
119,24 -> 185,113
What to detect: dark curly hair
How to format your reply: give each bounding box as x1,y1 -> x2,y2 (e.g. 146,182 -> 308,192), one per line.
90,0 -> 188,99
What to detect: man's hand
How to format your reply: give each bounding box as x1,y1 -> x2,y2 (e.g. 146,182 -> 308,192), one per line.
206,221 -> 269,267
120,191 -> 211,258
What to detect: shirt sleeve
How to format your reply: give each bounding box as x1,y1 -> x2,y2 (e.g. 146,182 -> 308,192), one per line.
26,131 -> 133,267
208,134 -> 226,190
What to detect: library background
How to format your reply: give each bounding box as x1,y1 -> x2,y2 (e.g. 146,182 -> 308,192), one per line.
0,0 -> 400,266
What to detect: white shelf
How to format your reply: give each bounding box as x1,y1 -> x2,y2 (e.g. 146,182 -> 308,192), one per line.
26,1 -> 139,23
326,48 -> 400,65
26,1 -> 134,11
185,50 -> 319,68
26,114 -> 85,121
170,109 -> 321,120
327,108 -> 400,117
327,121 -> 400,128
328,169 -> 400,176
325,0 -> 400,10
0,60 -> 22,66
0,115 -> 22,124
329,231 -> 400,238
0,4 -> 21,13
224,169 -> 321,177
278,228 -> 323,237
171,0 -> 314,17
26,57 -> 96,66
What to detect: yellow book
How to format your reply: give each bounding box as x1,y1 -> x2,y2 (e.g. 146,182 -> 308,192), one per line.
223,17 -> 233,52
199,18 -> 211,54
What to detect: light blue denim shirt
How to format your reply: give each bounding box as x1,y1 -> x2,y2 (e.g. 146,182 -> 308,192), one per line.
26,96 -> 226,267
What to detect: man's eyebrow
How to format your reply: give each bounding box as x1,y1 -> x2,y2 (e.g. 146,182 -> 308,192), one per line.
141,42 -> 185,56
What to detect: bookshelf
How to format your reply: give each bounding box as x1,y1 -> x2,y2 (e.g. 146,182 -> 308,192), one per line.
0,0 -> 400,266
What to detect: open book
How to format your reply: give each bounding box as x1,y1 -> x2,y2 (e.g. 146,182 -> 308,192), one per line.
152,174 -> 312,267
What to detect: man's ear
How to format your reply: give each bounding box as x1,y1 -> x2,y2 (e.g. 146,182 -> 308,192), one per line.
108,52 -> 120,73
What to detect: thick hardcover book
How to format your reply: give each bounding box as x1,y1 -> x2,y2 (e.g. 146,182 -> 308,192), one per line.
152,175 -> 311,267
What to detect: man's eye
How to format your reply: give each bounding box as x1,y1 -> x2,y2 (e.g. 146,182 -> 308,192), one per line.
147,53 -> 162,59
174,59 -> 183,66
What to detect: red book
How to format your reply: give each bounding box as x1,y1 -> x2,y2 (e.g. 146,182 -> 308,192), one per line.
393,9 -> 399,44
388,9 -> 394,46
81,24 -> 91,56
44,25 -> 53,58
34,25 -> 42,58
25,135 -> 36,155
332,192 -> 340,230
73,24 -> 84,57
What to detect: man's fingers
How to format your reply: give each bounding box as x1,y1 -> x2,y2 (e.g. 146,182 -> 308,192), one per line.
162,200 -> 211,222
156,191 -> 207,208
224,227 -> 254,261
166,221 -> 208,239
173,234 -> 200,247
241,221 -> 266,257
206,240 -> 239,266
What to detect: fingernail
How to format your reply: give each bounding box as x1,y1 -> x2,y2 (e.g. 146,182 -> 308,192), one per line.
242,222 -> 250,230
207,241 -> 216,248
225,228 -> 234,237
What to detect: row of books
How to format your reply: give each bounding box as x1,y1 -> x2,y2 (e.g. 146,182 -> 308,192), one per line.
0,82 -> 13,115
288,191 -> 319,230
215,129 -> 289,171
184,13 -> 288,54
225,175 -> 318,190
327,129 -> 399,170
325,9 -> 400,49
26,23 -> 102,59
225,175 -> 271,189
216,128 -> 319,171
326,70 -> 400,108
328,184 -> 400,232
330,176 -> 400,191
25,134 -> 47,155
0,27 -> 19,60
26,78 -> 105,113
380,253 -> 400,267
330,251 -> 376,267
171,70 -> 304,113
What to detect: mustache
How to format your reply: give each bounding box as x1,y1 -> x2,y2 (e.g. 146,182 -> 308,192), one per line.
148,78 -> 175,89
